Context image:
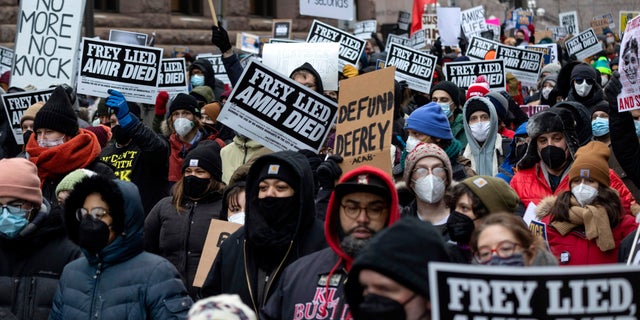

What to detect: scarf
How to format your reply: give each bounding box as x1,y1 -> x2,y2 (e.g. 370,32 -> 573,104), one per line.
444,138 -> 463,160
26,129 -> 101,183
168,133 -> 194,182
550,198 -> 615,252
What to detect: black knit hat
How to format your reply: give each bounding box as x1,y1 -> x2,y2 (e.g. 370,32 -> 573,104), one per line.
34,86 -> 79,137
430,80 -> 461,107
257,158 -> 298,187
169,93 -> 201,118
464,97 -> 491,122
182,142 -> 223,182
570,63 -> 597,83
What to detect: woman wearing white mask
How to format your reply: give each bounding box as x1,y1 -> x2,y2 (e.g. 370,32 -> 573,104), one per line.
462,96 -> 501,176
402,142 -> 454,238
536,141 -> 637,266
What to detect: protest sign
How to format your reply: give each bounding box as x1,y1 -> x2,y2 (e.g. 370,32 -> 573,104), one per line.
620,11 -> 640,36
385,43 -> 437,94
594,12 -> 615,30
437,7 -> 461,46
236,32 -> 260,54
495,44 -> 543,87
565,28 -> 601,61
546,26 -> 568,41
422,14 -> 438,44
217,61 -> 337,152
262,42 -> 339,91
195,53 -> 231,88
397,10 -> 412,33
465,36 -> 501,61
430,262 -> 640,319
335,67 -> 395,174
192,219 -> 240,287
0,46 -> 13,75
109,29 -> 148,46
534,30 -> 553,43
77,38 -> 163,104
484,23 -> 501,42
299,0 -> 354,21
461,6 -> 487,39
272,19 -> 293,39
617,15 -> 640,112
520,104 -> 550,117
590,18 -> 610,36
173,46 -> 189,58
514,9 -> 533,31
268,39 -> 301,44
12,0 -> 86,90
526,44 -> 559,65
385,34 -> 411,51
559,11 -> 580,35
410,29 -> 427,50
1,88 -> 54,144
444,60 -> 505,91
307,20 -> 366,70
354,20 -> 377,40
158,58 -> 188,97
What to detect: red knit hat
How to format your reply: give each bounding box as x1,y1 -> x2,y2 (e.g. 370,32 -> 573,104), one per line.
466,75 -> 490,99
0,158 -> 42,208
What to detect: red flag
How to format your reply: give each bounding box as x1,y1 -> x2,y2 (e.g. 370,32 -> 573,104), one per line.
410,0 -> 437,36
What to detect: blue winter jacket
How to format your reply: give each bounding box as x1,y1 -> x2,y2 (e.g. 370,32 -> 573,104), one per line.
48,180 -> 193,320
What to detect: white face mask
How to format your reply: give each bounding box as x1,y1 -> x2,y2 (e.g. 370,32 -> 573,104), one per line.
37,135 -> 65,148
601,75 -> 609,87
469,121 -> 491,142
228,212 -> 245,225
405,136 -> 421,152
413,174 -> 446,204
571,183 -> 598,207
541,87 -> 553,100
574,82 -> 593,97
174,117 -> 194,137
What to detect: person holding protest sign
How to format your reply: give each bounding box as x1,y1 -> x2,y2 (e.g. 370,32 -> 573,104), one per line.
566,63 -> 608,113
430,81 -> 467,149
200,151 -> 327,314
462,96 -> 502,176
535,141 -> 638,265
145,142 -> 225,299
344,218 -> 450,320
261,166 -> 400,320
211,25 -> 245,86
50,174 -> 193,319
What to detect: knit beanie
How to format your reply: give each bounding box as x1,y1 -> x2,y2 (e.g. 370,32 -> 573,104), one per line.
404,102 -> 453,140
430,81 -> 461,107
464,96 -> 491,122
541,63 -> 561,76
460,176 -> 520,214
403,142 -> 453,186
466,75 -> 490,99
33,86 -> 79,137
593,57 -> 612,76
55,169 -> 97,196
485,91 -> 508,121
592,101 -> 610,115
0,158 -> 42,208
568,141 -> 610,186
20,102 -> 44,126
202,102 -> 221,123
182,142 -> 223,182
256,157 -> 298,188
85,125 -> 110,148
570,63 -> 597,83
190,85 -> 216,103
188,294 -> 256,320
169,93 -> 201,117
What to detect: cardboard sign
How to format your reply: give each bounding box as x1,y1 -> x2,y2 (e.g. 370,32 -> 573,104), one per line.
534,30 -> 553,43
430,262 -> 640,319
0,45 -> 13,76
109,29 -> 148,46
158,58 -> 188,98
461,5 -> 488,39
465,36 -> 501,61
546,25 -> 568,41
385,34 -> 411,50
559,11 -> 580,35
397,10 -> 412,33
594,12 -> 615,30
520,104 -> 550,117
526,44 -> 559,65
565,28 -> 601,61
617,15 -> 640,112
299,0 -> 354,21
495,44 -> 543,87
421,14 -> 438,44
444,60 -> 505,91
261,42 -> 339,91
620,11 -> 640,36
306,20 -> 366,70
77,38 -> 163,104
192,219 -> 241,288
1,88 -> 54,144
410,29 -> 427,50
236,32 -> 260,54
217,61 -> 337,152
335,67 -> 395,174
12,0 -> 86,90
385,43 -> 437,94
354,20 -> 377,40
437,7 -> 461,46
196,53 -> 231,88
591,18 -> 610,36
272,19 -> 293,39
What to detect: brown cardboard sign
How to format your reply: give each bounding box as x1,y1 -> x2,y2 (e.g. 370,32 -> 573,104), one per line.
193,219 -> 241,287
590,18 -> 610,35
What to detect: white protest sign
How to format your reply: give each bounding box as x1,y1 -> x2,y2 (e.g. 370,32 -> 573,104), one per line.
196,53 -> 231,87
422,14 -> 439,44
0,46 -> 13,76
300,0 -> 354,21
262,42 -> 339,91
77,38 -> 163,104
547,25 -> 568,41
236,32 -> 260,54
307,20 -> 366,70
411,29 -> 427,50
217,61 -> 337,152
465,36 -> 501,61
385,34 -> 411,51
461,6 -> 488,39
109,29 -> 148,46
437,7 -> 461,46
494,44 -> 543,87
1,88 -> 54,145
485,23 -> 501,42
385,43 -> 437,94
565,28 -> 601,61
268,39 -> 302,44
594,13 -> 615,30
158,58 -> 188,98
559,11 -> 580,35
444,60 -> 505,91
526,44 -> 559,65
618,15 -> 640,112
397,10 -> 412,33
12,0 -> 86,90
354,20 -> 377,40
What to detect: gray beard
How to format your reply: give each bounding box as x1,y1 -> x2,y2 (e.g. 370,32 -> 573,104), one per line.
340,234 -> 371,257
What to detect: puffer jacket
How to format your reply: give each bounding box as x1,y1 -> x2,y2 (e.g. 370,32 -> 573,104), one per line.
49,180 -> 192,320
220,135 -> 271,184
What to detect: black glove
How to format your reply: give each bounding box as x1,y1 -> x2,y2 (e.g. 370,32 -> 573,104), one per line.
211,25 -> 232,53
317,155 -> 343,190
604,71 -> 622,113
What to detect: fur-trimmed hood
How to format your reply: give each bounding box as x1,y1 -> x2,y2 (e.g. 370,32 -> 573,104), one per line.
535,195 -> 557,220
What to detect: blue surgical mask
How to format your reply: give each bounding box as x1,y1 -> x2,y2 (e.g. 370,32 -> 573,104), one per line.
438,102 -> 452,117
190,74 -> 205,87
0,207 -> 30,238
591,117 -> 609,137
635,120 -> 640,137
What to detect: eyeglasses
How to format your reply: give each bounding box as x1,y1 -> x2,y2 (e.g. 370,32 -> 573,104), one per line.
474,240 -> 521,264
76,207 -> 110,221
340,203 -> 388,219
1,203 -> 30,215
574,78 -> 595,85
412,167 -> 446,179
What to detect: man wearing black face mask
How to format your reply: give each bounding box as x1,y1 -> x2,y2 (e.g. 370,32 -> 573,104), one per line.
100,89 -> 170,215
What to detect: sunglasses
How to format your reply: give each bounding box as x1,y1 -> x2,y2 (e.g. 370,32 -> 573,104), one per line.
574,78 -> 595,85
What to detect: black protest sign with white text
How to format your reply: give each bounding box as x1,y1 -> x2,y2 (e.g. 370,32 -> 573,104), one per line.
385,43 -> 437,94
445,60 -> 505,91
1,88 -> 54,144
466,36 -> 501,61
495,44 -> 542,87
159,58 -> 186,87
0,46 -> 13,74
306,20 -> 366,69
385,34 -> 411,51
565,28 -> 601,61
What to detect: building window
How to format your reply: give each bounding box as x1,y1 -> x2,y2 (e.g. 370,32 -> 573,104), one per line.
250,0 -> 275,18
94,0 -> 117,12
171,0 -> 203,15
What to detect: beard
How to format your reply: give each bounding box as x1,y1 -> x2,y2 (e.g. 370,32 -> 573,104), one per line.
340,226 -> 377,257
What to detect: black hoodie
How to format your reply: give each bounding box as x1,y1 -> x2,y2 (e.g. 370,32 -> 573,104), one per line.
289,62 -> 325,93
189,58 -> 225,100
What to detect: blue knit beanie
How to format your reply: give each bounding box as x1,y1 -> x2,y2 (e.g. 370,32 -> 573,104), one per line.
404,102 -> 453,140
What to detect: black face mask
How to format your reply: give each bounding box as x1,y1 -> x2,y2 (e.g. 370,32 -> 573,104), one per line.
515,38 -> 524,46
540,145 -> 568,170
111,125 -> 130,145
447,210 -> 475,244
78,217 -> 111,254
356,293 -> 412,320
514,144 -> 528,163
22,130 -> 33,145
183,175 -> 211,199
257,196 -> 297,226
